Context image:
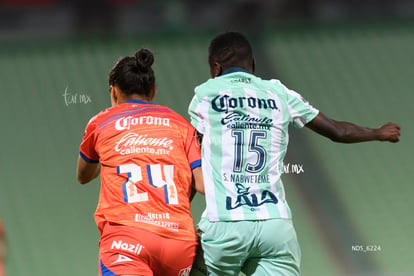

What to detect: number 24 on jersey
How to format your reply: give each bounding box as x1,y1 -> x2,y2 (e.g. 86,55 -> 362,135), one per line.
117,164 -> 179,204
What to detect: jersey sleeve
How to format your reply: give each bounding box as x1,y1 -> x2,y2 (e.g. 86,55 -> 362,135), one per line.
278,81 -> 319,128
184,125 -> 202,170
79,116 -> 99,163
188,91 -> 206,135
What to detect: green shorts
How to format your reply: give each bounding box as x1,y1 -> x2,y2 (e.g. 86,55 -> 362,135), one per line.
195,217 -> 301,276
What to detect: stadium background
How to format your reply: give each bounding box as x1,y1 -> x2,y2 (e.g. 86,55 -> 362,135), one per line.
0,0 -> 412,275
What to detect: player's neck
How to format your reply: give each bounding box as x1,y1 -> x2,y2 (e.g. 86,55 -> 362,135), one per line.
125,94 -> 152,103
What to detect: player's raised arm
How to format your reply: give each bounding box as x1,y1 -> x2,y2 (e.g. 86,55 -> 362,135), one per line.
306,112 -> 401,143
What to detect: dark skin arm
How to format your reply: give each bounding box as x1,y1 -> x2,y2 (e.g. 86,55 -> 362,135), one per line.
211,60 -> 401,143
76,156 -> 100,184
306,112 -> 400,143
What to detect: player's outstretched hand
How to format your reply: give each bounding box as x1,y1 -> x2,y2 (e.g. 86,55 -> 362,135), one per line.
377,122 -> 400,143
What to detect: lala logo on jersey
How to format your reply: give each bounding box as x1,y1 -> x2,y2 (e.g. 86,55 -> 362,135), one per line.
226,183 -> 278,210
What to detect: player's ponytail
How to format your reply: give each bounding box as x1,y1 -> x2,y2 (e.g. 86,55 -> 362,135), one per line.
109,48 -> 156,99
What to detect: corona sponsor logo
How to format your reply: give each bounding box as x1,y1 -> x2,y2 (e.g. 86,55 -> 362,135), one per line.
212,94 -> 278,113
115,116 -> 170,130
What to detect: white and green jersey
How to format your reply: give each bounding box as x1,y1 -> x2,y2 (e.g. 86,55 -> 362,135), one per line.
188,68 -> 319,222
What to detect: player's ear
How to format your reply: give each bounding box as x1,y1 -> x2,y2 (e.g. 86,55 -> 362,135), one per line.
109,85 -> 116,106
210,62 -> 222,78
150,86 -> 156,102
110,85 -> 120,106
252,59 -> 256,73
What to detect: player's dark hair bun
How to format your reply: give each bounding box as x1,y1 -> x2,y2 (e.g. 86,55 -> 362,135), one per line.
109,48 -> 156,98
135,48 -> 154,72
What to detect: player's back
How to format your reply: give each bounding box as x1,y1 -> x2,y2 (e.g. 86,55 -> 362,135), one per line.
81,99 -> 200,241
189,69 -> 318,222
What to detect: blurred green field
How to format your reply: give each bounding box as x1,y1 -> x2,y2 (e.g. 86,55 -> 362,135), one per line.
265,23 -> 413,274
0,22 -> 412,275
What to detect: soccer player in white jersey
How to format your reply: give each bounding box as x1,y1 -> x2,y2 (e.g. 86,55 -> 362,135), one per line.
188,31 -> 400,276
